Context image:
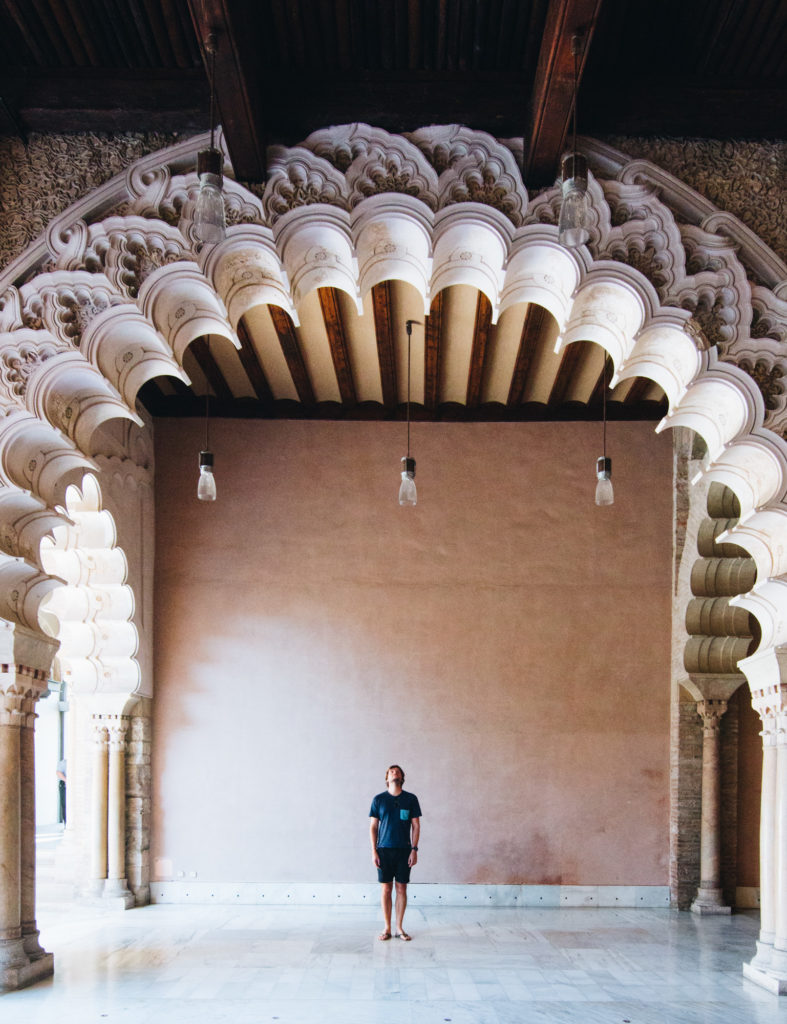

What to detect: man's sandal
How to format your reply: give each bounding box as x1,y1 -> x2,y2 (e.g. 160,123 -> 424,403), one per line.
378,931 -> 391,941
395,931 -> 411,941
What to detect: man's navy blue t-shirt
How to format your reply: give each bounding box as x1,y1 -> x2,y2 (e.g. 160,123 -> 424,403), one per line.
369,790 -> 422,848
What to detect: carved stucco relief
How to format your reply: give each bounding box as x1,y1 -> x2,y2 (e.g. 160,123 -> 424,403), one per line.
602,137 -> 787,267
0,132 -> 187,272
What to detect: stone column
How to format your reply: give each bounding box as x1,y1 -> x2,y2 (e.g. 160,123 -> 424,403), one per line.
90,718 -> 108,894
744,698 -> 787,993
0,685 -> 27,982
20,696 -> 45,960
0,668 -> 54,992
104,717 -> 133,906
749,715 -> 777,970
691,699 -> 731,914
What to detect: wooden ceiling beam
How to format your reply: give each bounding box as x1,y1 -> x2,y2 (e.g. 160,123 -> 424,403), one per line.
318,287 -> 357,407
508,304 -> 549,406
371,282 -> 398,412
0,68 -> 208,132
424,291 -> 443,413
466,292 -> 493,409
268,305 -> 315,407
523,0 -> 604,188
236,317 -> 274,405
189,336 -> 234,401
186,0 -> 267,182
548,341 -> 584,407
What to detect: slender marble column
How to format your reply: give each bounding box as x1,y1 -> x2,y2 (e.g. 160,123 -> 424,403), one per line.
90,719 -> 109,893
0,688 -> 28,980
751,717 -> 778,968
19,697 -> 45,960
104,717 -> 132,903
744,703 -> 787,992
691,699 -> 731,915
769,734 -> 787,976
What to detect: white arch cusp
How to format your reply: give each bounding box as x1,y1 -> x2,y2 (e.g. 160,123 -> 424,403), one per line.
351,193 -> 433,313
200,226 -> 298,328
137,263 -> 239,365
558,273 -> 648,368
273,204 -> 361,314
499,228 -> 581,326
432,203 -> 513,323
614,322 -> 701,411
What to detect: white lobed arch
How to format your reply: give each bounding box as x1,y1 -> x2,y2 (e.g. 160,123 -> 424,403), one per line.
39,473 -> 140,696
0,124 -> 782,721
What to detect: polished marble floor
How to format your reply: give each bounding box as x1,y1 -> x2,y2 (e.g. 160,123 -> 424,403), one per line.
4,899 -> 787,1023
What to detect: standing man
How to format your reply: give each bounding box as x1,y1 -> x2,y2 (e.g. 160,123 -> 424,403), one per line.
369,764 -> 421,941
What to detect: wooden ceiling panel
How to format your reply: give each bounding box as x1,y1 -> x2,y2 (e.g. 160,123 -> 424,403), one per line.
293,291 -> 342,404
244,305 -> 298,402
440,285 -> 478,405
482,303 -> 525,406
341,291 -> 384,405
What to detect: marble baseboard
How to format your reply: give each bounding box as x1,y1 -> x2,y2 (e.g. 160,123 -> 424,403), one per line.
150,881 -> 670,908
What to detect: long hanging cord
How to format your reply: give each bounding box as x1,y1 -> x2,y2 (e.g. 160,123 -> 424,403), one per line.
602,353 -> 608,458
405,320 -> 412,458
204,340 -> 211,451
571,36 -> 579,157
208,38 -> 217,153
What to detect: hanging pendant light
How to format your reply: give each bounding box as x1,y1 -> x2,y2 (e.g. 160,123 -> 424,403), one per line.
194,33 -> 226,245
398,320 -> 420,506
558,34 -> 590,249
197,339 -> 217,502
595,352 -> 614,506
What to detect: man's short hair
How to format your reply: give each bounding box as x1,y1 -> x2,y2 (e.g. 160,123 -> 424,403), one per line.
386,764 -> 405,783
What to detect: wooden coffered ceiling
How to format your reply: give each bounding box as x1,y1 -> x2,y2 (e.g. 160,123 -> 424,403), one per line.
0,0 -> 784,424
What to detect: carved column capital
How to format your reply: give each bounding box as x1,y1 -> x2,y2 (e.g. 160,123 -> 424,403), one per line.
104,715 -> 130,751
697,699 -> 728,735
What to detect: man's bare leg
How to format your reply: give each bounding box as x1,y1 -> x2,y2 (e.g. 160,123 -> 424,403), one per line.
379,882 -> 393,939
394,881 -> 411,939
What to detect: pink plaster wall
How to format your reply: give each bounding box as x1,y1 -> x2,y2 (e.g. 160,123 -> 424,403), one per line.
153,418 -> 673,885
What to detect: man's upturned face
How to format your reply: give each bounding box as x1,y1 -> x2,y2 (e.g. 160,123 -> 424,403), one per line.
387,767 -> 403,786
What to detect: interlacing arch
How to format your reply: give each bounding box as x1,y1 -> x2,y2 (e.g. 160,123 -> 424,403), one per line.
0,123 -> 784,714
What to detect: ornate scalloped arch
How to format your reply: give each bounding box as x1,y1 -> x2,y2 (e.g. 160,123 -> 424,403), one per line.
39,473 -> 140,696
0,126 -> 783,711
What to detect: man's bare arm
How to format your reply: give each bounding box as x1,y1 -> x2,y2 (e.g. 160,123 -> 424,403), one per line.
370,817 -> 380,866
408,817 -> 420,867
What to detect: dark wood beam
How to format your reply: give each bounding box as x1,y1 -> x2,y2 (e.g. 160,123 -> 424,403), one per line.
424,291 -> 443,413
318,287 -> 357,406
623,376 -> 652,407
523,0 -> 604,188
268,305 -> 315,407
186,0 -> 268,182
466,292 -> 493,409
236,317 -> 274,405
190,336 -> 233,401
371,282 -> 398,412
581,83 -> 787,139
547,341 -> 584,407
0,68 -> 208,132
508,304 -> 550,406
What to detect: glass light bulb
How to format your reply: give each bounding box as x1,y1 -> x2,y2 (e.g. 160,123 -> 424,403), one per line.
399,471 -> 417,506
558,181 -> 590,247
197,465 -> 217,502
194,172 -> 226,243
595,475 -> 614,506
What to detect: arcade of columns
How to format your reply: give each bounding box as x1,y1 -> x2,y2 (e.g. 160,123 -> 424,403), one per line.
0,125 -> 785,992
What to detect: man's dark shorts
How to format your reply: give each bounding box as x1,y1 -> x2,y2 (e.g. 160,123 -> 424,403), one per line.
376,847 -> 411,884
